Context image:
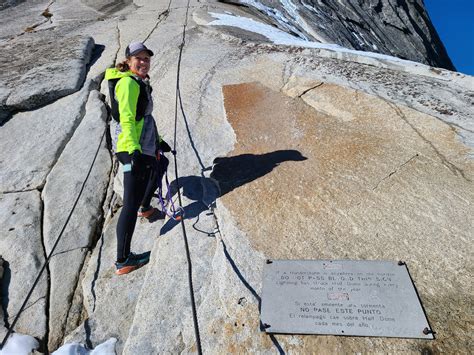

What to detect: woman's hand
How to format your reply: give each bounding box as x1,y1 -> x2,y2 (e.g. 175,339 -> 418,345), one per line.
159,140 -> 172,153
130,150 -> 142,175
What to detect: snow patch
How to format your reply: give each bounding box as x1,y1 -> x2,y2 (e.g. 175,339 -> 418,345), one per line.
208,12 -> 421,66
0,333 -> 39,355
52,338 -> 117,355
237,0 -> 309,39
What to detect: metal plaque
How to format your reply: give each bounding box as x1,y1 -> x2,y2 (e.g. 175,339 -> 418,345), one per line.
260,260 -> 434,339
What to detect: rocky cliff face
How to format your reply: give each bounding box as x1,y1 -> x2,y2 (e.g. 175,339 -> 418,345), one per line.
0,0 -> 472,354
224,0 -> 455,70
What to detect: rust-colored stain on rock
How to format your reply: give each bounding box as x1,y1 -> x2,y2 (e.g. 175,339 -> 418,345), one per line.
218,82 -> 472,258
218,82 -> 398,255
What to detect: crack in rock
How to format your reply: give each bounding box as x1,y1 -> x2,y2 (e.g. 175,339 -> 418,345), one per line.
39,195 -> 51,353
142,1 -> 172,44
388,101 -> 471,182
372,153 -> 419,190
298,82 -> 324,98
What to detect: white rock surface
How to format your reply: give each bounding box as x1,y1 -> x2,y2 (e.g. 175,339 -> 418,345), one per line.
63,209 -> 156,354
0,80 -> 95,193
0,190 -> 47,340
42,90 -> 111,350
0,34 -> 94,113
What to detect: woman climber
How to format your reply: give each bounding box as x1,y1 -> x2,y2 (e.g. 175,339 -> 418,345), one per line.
105,41 -> 171,275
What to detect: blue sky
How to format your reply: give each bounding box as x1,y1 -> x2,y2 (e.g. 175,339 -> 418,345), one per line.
424,0 -> 474,75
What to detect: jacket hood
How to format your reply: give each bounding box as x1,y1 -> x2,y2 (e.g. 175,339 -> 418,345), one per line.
105,68 -> 134,80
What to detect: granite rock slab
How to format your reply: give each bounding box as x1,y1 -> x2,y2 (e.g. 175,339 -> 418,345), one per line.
0,190 -> 47,340
42,90 -> 111,351
0,34 -> 94,113
0,80 -> 95,193
63,208 -> 157,354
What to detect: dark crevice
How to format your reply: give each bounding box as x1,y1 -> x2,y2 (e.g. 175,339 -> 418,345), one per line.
39,191 -> 51,354
84,318 -> 93,349
217,0 -> 250,8
88,105 -> 116,315
89,186 -> 113,314
86,44 -> 106,78
41,0 -> 55,20
2,187 -> 38,194
344,17 -> 366,30
298,82 -> 324,98
90,223 -> 105,313
374,0 -> 383,14
320,0 -> 338,13
1,260 -> 11,330
383,20 -> 411,35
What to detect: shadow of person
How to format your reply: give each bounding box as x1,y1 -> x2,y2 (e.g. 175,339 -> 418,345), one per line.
160,150 -> 306,235
210,150 -> 307,196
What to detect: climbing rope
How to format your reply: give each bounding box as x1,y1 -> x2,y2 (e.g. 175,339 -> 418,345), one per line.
170,0 -> 203,353
0,129 -> 107,350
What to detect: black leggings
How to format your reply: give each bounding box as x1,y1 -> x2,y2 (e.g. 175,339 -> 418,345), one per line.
116,152 -> 155,261
115,153 -> 169,261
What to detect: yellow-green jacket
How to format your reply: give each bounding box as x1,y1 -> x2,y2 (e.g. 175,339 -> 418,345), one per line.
105,68 -> 158,155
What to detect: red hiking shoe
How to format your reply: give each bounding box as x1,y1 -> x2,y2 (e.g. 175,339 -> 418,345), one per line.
115,252 -> 150,275
137,207 -> 158,218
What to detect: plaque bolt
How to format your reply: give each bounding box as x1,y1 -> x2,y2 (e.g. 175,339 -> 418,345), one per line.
398,261 -> 406,266
263,323 -> 271,329
266,259 -> 273,264
423,327 -> 434,335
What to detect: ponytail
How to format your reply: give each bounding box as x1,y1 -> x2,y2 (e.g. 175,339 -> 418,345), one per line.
116,59 -> 130,72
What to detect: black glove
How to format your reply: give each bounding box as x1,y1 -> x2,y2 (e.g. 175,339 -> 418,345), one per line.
130,150 -> 142,175
159,140 -> 172,153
